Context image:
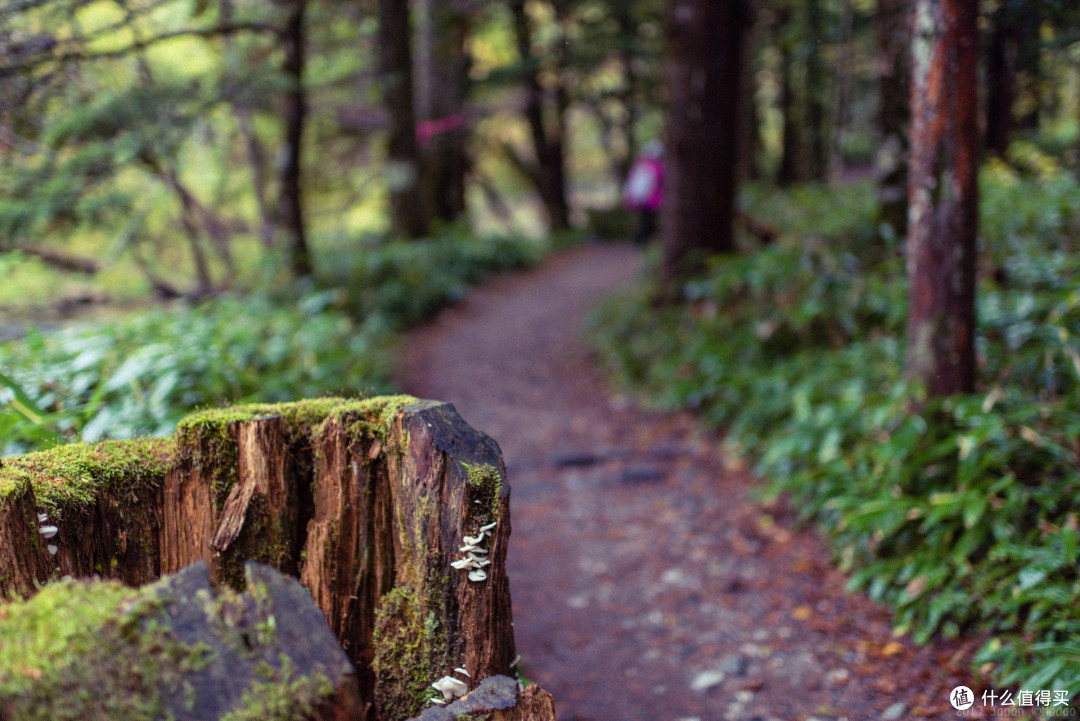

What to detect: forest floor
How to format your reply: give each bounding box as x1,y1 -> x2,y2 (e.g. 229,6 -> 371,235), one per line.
399,242 -> 986,721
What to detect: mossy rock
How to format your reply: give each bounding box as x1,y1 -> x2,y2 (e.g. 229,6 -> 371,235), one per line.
0,561 -> 362,720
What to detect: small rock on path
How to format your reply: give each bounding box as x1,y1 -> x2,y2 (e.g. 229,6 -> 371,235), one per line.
399,243 -> 979,721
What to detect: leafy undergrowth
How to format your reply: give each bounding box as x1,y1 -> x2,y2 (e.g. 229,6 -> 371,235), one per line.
590,147 -> 1080,694
0,228 -> 555,455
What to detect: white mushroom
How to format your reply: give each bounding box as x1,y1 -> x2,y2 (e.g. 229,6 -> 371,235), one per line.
479,521 -> 497,532
451,557 -> 480,570
47,544 -> 58,556
430,698 -> 447,706
462,534 -> 484,545
38,525 -> 58,539
459,544 -> 482,553
464,546 -> 488,555
431,675 -> 468,700
37,513 -> 48,523
468,568 -> 488,582
454,667 -> 471,677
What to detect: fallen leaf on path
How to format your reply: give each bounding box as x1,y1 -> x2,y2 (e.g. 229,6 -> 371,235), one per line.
880,641 -> 905,657
873,677 -> 898,694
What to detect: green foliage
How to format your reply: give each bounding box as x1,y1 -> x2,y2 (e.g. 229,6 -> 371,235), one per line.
0,292 -> 392,455
590,161 -> 1080,693
0,230 -> 546,455
322,227 -> 547,330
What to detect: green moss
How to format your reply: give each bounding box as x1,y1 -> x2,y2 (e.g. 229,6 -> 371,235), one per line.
371,580 -> 450,720
178,395 -> 418,447
219,658 -> 334,721
461,461 -> 503,521
0,438 -> 173,519
219,673 -> 334,721
174,395 -> 417,511
0,576 -> 211,721
336,394 -> 417,444
0,464 -> 30,502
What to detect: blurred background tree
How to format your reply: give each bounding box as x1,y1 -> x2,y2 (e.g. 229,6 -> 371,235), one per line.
1,0 -> 1078,310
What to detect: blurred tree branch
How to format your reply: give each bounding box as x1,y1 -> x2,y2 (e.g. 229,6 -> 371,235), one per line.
0,22 -> 279,78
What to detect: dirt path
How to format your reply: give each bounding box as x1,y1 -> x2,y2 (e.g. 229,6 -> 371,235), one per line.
399,244 -> 977,721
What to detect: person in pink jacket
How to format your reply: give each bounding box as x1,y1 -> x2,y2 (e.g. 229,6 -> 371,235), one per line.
621,141 -> 664,245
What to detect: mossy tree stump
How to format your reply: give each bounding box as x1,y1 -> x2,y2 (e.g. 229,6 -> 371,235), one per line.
0,396 -> 553,721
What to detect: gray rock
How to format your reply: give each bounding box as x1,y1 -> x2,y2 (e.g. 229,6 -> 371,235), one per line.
410,675 -> 520,720
882,701 -> 907,720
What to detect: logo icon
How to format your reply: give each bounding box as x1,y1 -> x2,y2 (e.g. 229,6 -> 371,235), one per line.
950,686 -> 975,710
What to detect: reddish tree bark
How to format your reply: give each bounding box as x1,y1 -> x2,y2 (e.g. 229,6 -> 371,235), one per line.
905,0 -> 979,396
660,0 -> 746,292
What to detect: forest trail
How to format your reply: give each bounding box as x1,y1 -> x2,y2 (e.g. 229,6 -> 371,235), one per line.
399,243 -> 976,721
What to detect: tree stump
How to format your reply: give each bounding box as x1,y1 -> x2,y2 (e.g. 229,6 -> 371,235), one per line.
0,396 -> 552,721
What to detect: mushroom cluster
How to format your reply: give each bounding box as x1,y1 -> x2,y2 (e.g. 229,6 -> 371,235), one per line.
429,666 -> 472,705
450,521 -> 496,582
38,512 -> 59,557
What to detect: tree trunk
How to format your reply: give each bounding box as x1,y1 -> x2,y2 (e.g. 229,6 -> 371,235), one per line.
875,0 -> 911,241
509,0 -> 570,233
776,8 -> 802,187
736,2 -> 762,182
379,0 -> 430,239
0,397 -> 552,721
828,0 -> 854,186
415,0 -> 471,225
985,5 -> 1017,157
906,0 -> 979,397
613,2 -> 641,182
872,0 -> 907,241
280,0 -> 314,277
804,0 -> 828,181
1014,11 -> 1042,132
660,0 -> 746,293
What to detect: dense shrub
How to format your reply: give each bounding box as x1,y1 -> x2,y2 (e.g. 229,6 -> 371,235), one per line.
590,158 -> 1080,693
328,229 -> 546,329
